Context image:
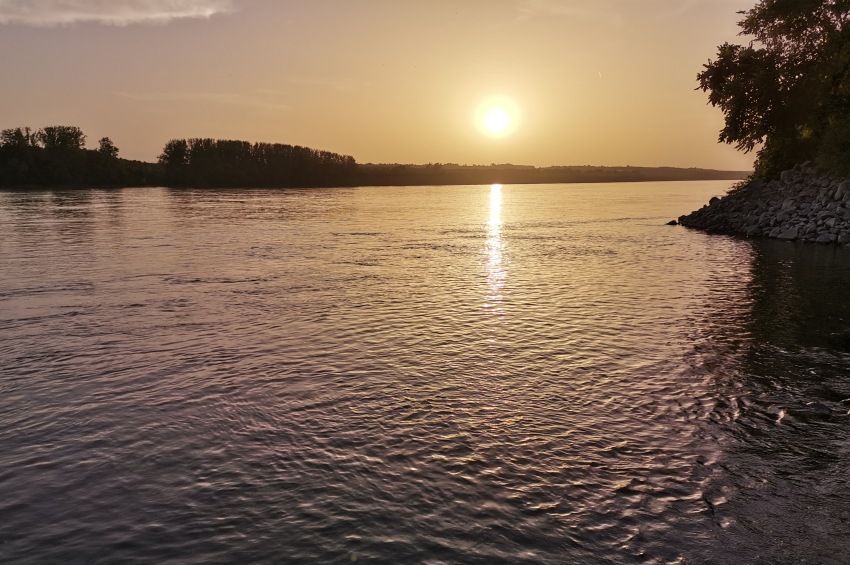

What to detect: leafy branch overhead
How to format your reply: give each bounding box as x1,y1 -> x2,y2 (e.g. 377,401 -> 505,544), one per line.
699,0 -> 850,177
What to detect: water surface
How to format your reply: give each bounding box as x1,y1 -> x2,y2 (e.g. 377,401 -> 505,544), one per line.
1,182 -> 850,563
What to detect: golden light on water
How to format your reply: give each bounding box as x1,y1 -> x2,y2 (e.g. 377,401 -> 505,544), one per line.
489,183 -> 503,228
486,183 -> 505,311
476,97 -> 520,138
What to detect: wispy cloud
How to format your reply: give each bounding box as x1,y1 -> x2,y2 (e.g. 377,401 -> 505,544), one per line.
516,0 -> 745,26
658,0 -> 751,20
0,0 -> 235,27
115,90 -> 289,111
287,76 -> 372,93
516,0 -> 625,27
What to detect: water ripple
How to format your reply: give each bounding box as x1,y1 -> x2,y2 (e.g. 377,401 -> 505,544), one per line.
1,183 -> 849,563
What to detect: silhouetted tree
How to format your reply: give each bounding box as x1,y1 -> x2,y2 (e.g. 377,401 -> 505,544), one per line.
0,124 -> 159,187
159,139 -> 190,168
699,0 -> 850,177
98,137 -> 119,159
0,127 -> 36,148
36,126 -> 86,150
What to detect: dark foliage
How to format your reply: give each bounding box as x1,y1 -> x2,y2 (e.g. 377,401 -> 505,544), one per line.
38,126 -> 86,150
0,126 -> 159,188
158,138 -> 356,187
98,137 -> 119,160
352,164 -> 747,186
1,125 -> 748,189
699,0 -> 850,177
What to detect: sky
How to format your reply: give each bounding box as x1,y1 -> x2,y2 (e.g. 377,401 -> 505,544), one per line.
0,0 -> 755,169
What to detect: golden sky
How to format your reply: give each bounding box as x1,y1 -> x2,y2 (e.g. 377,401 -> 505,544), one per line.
0,0 -> 754,169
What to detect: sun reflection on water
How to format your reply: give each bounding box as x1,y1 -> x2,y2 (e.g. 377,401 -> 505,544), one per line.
486,183 -> 505,311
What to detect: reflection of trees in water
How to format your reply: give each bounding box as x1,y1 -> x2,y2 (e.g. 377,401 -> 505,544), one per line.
47,191 -> 100,247
748,240 -> 850,350
1,190 -> 99,247
164,187 -> 358,227
700,240 -> 850,564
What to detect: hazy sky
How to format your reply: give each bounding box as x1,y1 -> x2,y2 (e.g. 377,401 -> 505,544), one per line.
0,0 -> 755,169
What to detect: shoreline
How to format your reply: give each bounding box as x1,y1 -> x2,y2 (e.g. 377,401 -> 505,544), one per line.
0,175 -> 749,192
677,165 -> 850,245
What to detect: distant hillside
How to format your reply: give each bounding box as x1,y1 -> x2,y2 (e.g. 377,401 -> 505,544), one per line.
353,163 -> 749,186
1,126 -> 749,189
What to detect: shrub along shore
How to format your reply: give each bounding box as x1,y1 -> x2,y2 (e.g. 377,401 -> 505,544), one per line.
677,164 -> 850,244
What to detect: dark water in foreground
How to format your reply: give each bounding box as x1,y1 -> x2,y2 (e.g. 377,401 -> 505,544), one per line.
1,182 -> 850,564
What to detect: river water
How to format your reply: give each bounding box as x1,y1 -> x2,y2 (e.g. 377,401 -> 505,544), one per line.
1,182 -> 849,564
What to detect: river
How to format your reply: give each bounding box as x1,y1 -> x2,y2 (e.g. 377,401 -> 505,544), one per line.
1,182 -> 849,563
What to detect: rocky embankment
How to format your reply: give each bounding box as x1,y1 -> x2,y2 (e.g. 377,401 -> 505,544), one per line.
677,165 -> 850,244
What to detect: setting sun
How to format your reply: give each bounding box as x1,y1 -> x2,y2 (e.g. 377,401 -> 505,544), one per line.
476,97 -> 519,138
484,108 -> 511,136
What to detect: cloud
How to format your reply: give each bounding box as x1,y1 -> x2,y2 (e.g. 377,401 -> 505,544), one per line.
115,90 -> 289,111
516,0 -> 625,27
515,0 -> 747,26
287,76 -> 372,93
0,0 -> 235,26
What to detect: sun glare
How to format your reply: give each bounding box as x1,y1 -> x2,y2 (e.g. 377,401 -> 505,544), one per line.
484,108 -> 511,136
476,97 -> 519,138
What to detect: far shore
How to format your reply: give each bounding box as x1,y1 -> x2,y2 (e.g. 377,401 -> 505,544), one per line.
0,165 -> 750,191
0,128 -> 749,190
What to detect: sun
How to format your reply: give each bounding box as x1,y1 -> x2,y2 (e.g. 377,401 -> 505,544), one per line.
484,108 -> 511,136
475,96 -> 520,138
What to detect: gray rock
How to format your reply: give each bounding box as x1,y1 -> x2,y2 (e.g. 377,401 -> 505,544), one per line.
678,170 -> 850,245
777,227 -> 799,240
666,220 -> 678,226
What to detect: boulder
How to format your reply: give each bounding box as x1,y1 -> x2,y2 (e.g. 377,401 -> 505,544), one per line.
777,227 -> 799,240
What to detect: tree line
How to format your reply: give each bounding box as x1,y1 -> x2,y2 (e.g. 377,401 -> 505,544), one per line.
0,126 -> 157,187
353,163 -> 747,186
159,138 -> 356,187
0,126 -> 359,188
1,125 -> 748,189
